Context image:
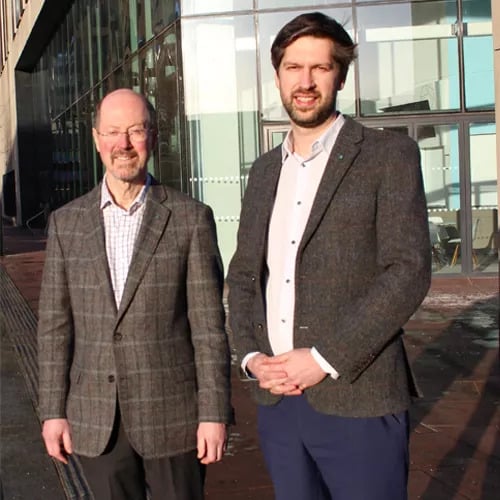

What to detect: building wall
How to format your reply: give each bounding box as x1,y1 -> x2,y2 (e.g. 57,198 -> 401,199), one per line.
0,0 -> 46,220
1,1 -> 498,275
493,0 -> 500,224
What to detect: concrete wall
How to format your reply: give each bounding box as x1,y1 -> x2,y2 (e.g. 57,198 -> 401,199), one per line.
493,0 -> 500,234
0,0 -> 45,221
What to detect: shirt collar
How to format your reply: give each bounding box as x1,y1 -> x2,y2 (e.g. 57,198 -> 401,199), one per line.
100,173 -> 151,213
281,113 -> 346,163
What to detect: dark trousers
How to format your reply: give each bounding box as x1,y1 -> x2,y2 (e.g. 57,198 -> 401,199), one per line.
78,410 -> 205,500
258,395 -> 409,500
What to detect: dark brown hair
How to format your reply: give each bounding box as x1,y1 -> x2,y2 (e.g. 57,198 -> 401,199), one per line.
271,12 -> 357,82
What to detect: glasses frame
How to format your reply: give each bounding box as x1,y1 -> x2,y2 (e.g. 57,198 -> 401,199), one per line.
95,126 -> 151,143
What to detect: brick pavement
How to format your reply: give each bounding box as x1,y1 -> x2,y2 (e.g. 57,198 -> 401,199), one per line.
1,223 -> 499,499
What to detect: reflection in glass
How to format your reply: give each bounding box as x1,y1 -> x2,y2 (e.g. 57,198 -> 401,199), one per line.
154,26 -> 184,191
182,15 -> 259,266
182,0 -> 251,16
137,0 -> 148,48
68,9 -> 77,106
358,1 -> 460,115
469,123 -> 498,273
117,0 -> 132,60
139,46 -> 156,175
149,0 -> 177,37
257,0 -> 343,9
419,124 -> 462,273
75,1 -> 90,95
258,8 -> 355,121
463,0 -> 494,110
129,0 -> 139,53
90,3 -> 102,86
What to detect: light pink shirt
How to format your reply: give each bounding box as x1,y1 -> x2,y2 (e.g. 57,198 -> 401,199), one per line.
101,175 -> 150,306
243,115 -> 345,378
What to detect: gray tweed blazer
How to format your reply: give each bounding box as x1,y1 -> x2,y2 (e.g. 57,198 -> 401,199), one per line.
227,116 -> 431,417
38,181 -> 232,459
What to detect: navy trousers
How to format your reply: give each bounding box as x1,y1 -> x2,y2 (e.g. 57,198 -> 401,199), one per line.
257,395 -> 409,500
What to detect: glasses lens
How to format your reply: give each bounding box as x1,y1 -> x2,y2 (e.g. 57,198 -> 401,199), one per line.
129,129 -> 148,142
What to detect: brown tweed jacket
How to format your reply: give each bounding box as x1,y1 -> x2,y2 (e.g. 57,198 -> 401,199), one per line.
38,181 -> 232,459
227,116 -> 431,417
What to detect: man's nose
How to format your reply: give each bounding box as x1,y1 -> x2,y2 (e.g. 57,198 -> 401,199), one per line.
115,132 -> 133,148
299,69 -> 315,89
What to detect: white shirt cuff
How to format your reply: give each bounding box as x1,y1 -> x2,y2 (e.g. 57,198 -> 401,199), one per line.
311,347 -> 339,379
241,351 -> 260,379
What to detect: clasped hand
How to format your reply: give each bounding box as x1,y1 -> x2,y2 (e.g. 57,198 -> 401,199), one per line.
247,348 -> 327,396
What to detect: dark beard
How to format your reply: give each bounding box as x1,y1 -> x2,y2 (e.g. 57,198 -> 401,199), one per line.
283,95 -> 337,129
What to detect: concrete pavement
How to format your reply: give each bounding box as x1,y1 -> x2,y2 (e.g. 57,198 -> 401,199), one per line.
0,222 -> 498,499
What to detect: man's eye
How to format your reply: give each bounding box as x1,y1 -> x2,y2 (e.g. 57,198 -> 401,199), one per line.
107,131 -> 120,137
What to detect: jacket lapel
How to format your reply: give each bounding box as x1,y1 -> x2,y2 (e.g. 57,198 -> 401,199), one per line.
256,148 -> 283,255
299,117 -> 363,251
115,184 -> 170,323
84,185 -> 116,312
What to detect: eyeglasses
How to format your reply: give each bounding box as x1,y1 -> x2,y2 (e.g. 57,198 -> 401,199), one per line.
96,127 -> 150,143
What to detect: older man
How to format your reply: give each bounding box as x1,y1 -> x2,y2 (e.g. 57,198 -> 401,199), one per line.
38,88 -> 232,500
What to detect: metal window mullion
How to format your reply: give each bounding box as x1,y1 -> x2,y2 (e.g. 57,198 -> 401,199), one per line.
456,0 -> 466,113
95,2 -> 103,83
129,0 -> 138,52
86,4 -> 94,87
459,119 -> 473,273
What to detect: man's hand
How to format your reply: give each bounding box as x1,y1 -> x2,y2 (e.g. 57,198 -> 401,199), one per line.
260,348 -> 327,395
247,353 -> 299,394
42,418 -> 73,464
197,422 -> 227,464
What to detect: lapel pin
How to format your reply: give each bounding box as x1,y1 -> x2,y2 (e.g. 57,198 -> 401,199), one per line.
338,153 -> 344,160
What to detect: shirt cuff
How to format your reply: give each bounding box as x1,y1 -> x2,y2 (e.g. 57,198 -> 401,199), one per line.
311,347 -> 339,379
241,351 -> 260,379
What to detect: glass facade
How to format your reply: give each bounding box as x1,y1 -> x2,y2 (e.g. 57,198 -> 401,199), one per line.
357,1 -> 460,115
25,0 -> 497,275
182,14 -> 259,264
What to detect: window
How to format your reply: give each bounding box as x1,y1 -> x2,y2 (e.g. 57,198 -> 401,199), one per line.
182,14 -> 259,264
11,0 -> 23,33
463,0 -> 494,110
181,0 -> 251,16
357,0 -> 460,115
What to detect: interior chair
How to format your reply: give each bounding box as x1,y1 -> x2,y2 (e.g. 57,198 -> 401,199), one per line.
449,219 -> 480,267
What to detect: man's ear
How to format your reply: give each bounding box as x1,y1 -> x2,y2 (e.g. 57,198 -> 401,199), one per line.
274,71 -> 280,89
92,128 -> 101,152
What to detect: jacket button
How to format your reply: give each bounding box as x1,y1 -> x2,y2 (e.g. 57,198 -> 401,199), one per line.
108,375 -> 115,383
251,275 -> 256,282
257,323 -> 263,330
113,332 -> 122,342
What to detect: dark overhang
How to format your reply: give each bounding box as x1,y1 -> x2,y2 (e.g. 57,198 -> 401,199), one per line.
16,0 -> 73,71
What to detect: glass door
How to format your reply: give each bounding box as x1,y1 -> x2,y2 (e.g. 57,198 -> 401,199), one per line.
468,122 -> 498,273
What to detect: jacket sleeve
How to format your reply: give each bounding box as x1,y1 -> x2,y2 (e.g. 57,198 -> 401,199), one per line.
314,136 -> 431,382
37,212 -> 74,421
186,205 -> 233,424
227,163 -> 270,364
